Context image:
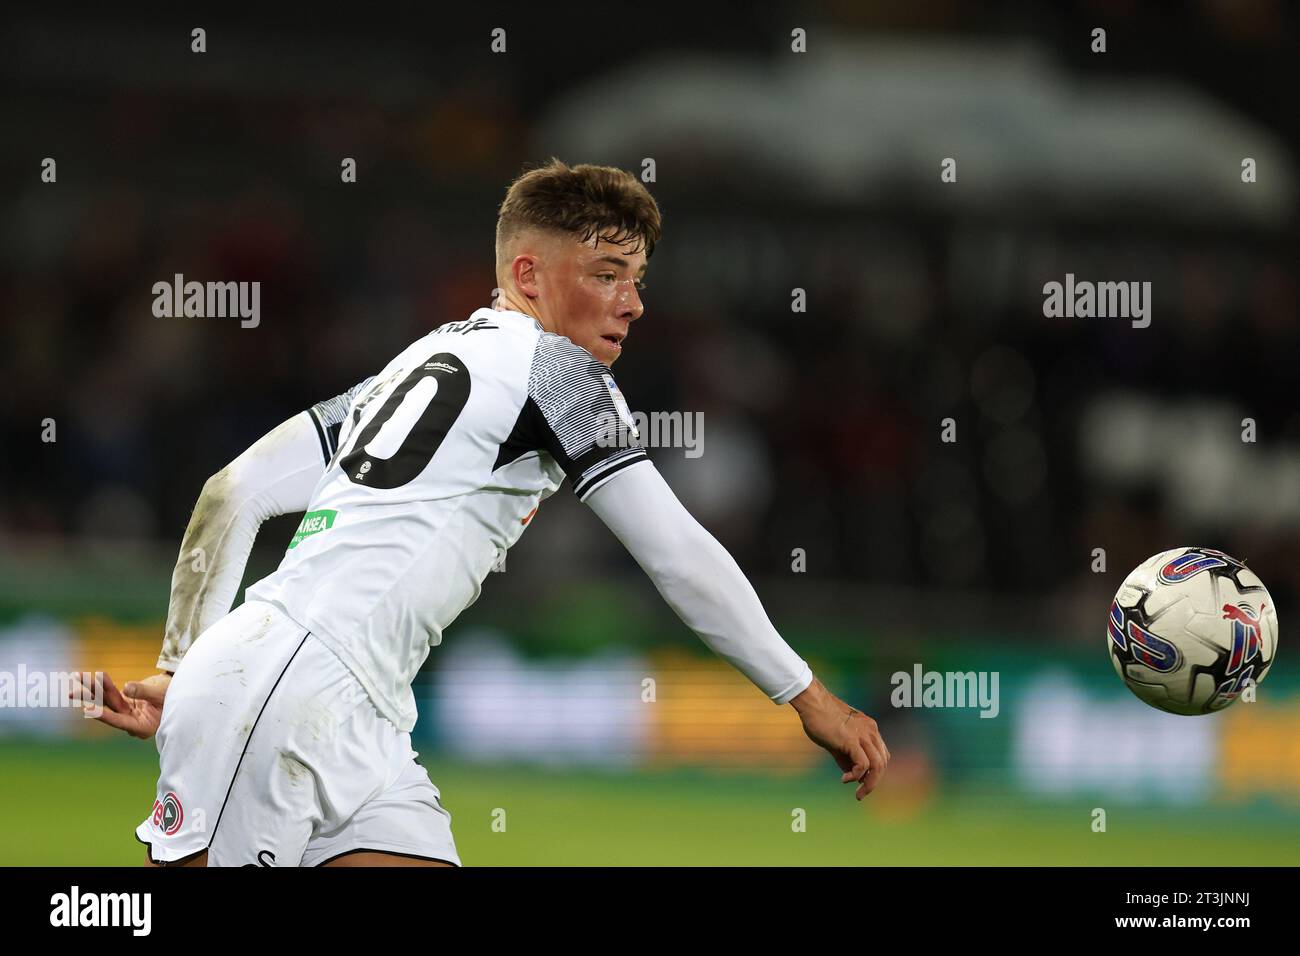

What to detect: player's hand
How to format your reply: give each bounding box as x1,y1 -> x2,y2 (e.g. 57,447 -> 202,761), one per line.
790,677 -> 890,800
69,671 -> 172,739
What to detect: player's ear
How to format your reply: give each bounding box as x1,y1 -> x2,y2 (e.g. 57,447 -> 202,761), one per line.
512,254 -> 542,299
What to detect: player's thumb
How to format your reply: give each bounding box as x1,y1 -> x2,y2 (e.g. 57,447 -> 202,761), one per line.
124,680 -> 166,704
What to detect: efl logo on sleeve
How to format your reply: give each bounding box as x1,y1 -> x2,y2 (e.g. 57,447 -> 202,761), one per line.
601,374 -> 639,439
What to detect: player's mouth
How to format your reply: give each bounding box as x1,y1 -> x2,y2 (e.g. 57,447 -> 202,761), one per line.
601,333 -> 625,351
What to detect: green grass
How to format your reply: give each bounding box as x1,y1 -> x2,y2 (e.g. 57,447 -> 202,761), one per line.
1,738 -> 1295,866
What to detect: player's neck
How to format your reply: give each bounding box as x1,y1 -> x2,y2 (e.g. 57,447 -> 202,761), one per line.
492,290 -> 555,334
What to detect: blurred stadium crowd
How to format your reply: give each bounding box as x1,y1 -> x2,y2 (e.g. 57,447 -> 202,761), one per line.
1,1 -> 1298,649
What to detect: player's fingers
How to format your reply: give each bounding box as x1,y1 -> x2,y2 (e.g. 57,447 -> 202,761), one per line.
855,714 -> 890,768
99,672 -> 130,712
91,707 -> 141,735
869,730 -> 890,768
67,672 -> 90,703
848,710 -> 889,764
854,740 -> 885,798
125,678 -> 168,706
856,738 -> 888,799
69,672 -> 106,710
832,749 -> 859,776
840,742 -> 869,783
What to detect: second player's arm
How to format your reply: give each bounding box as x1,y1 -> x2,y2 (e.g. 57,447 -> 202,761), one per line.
583,459 -> 890,798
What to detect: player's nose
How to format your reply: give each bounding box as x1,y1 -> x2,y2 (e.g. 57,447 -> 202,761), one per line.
619,284 -> 644,322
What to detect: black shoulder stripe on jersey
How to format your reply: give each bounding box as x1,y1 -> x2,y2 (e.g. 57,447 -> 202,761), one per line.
529,337 -> 624,460
306,376 -> 376,465
574,447 -> 649,501
307,407 -> 331,464
525,335 -> 648,490
491,396 -> 550,473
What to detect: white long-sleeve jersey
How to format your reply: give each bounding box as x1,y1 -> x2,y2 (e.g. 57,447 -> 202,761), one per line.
161,307 -> 812,731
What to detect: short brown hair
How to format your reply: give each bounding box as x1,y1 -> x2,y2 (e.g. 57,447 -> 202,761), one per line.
495,158 -> 662,269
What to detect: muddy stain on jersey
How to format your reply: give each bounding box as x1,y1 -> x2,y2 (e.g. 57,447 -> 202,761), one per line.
279,751 -> 309,787
158,416 -> 305,664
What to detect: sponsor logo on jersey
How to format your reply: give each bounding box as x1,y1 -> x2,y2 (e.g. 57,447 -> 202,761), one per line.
601,374 -> 639,439
150,791 -> 184,836
288,509 -> 338,549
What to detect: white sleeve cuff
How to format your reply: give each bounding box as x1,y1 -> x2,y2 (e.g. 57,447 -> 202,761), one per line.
771,664 -> 815,705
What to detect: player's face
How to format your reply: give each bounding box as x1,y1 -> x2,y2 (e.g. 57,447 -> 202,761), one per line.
542,234 -> 647,368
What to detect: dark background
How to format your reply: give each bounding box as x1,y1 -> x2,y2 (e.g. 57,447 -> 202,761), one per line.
2,0 -> 1297,640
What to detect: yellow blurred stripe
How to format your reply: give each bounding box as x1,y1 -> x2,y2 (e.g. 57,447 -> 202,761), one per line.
1217,699 -> 1300,803
644,649 -> 819,773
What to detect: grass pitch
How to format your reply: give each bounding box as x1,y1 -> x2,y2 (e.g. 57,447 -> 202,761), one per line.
1,738 -> 1293,866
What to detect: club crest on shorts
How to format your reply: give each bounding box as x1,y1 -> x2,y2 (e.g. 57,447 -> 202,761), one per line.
601,373 -> 639,439
151,791 -> 184,836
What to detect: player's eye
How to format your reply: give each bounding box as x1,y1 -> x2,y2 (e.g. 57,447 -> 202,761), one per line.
634,279 -> 647,292
597,272 -> 616,283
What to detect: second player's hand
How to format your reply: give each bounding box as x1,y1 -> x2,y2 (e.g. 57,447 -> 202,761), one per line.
791,677 -> 890,800
70,671 -> 172,739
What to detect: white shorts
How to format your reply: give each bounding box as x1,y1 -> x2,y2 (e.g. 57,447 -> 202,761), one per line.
135,599 -> 460,867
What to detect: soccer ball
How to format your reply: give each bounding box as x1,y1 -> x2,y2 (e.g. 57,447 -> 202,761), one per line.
1108,547 -> 1278,715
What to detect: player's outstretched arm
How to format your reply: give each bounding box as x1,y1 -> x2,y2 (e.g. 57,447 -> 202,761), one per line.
154,409 -> 330,671
75,388 -> 358,737
583,459 -> 890,799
